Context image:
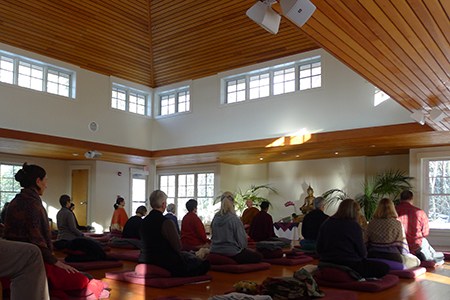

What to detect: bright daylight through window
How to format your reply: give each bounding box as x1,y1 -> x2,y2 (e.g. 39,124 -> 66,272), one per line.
426,159 -> 450,229
159,172 -> 217,224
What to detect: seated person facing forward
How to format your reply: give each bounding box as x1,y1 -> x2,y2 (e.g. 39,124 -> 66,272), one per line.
164,203 -> 180,234
300,197 -> 329,249
316,199 -> 390,279
367,198 -> 420,269
240,199 -> 259,230
248,201 -> 276,242
180,199 -> 210,249
210,192 -> 263,264
122,205 -> 147,240
139,190 -> 210,277
54,194 -> 84,249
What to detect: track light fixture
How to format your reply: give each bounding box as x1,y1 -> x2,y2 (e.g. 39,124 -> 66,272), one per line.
246,0 -> 281,34
410,110 -> 425,125
246,0 -> 316,34
429,108 -> 445,123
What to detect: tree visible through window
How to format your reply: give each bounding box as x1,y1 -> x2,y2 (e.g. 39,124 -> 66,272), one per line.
426,160 -> 450,227
159,172 -> 217,224
0,164 -> 22,209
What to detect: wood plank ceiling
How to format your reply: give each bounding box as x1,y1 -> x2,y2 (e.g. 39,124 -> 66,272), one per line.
1,0 -> 450,166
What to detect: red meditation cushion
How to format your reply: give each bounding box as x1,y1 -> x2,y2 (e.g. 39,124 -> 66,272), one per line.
135,264 -> 171,278
206,253 -> 238,265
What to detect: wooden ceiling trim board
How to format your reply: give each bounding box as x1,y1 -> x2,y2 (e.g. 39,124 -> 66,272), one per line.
152,24 -> 313,61
150,0 -> 250,29
146,0 -> 156,88
11,1 -> 151,43
300,17 -> 423,111
407,0 -> 450,96
317,1 -> 432,109
342,1 -> 439,109
376,0 -> 450,112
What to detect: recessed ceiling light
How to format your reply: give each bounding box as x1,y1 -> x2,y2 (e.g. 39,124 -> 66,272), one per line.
73,153 -> 79,156
296,155 -> 300,158
335,151 -> 339,155
282,152 -> 286,155
260,157 -> 263,160
370,145 -> 375,148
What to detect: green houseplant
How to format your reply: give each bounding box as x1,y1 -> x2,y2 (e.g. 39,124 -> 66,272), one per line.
322,169 -> 413,221
214,184 -> 278,215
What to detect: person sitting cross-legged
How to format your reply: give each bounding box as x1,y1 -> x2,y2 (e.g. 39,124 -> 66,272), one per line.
164,203 -> 180,234
300,197 -> 329,250
180,199 -> 210,249
316,199 -> 390,279
54,194 -> 84,249
240,199 -> 259,231
210,192 -> 263,264
139,190 -> 210,277
396,190 -> 444,264
367,198 -> 420,269
122,205 -> 147,240
248,201 -> 276,242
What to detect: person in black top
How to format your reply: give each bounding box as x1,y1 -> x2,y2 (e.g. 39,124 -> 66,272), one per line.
122,206 -> 147,239
138,190 -> 210,277
300,197 -> 328,249
316,199 -> 390,279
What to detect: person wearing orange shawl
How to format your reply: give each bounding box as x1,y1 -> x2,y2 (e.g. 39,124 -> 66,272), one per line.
110,197 -> 128,232
240,199 -> 259,230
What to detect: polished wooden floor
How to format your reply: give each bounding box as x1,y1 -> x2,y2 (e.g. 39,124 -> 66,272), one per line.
55,248 -> 450,300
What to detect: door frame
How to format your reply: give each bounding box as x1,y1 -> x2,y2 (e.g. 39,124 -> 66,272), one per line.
69,164 -> 92,227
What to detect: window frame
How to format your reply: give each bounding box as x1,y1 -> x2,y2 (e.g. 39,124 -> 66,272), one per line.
157,166 -> 218,224
0,51 -> 75,98
157,86 -> 191,117
223,56 -> 321,104
111,84 -> 149,116
0,163 -> 22,209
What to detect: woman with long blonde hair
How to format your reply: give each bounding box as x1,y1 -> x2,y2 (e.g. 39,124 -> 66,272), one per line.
316,199 -> 390,278
367,198 -> 420,268
210,192 -> 263,264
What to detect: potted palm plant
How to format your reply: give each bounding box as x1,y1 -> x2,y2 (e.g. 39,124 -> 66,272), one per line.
322,169 -> 413,221
214,184 -> 277,215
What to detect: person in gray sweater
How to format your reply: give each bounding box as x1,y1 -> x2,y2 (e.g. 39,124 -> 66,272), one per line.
54,195 -> 84,248
210,191 -> 262,264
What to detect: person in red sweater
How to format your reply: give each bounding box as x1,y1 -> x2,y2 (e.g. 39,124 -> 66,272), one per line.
180,199 -> 210,249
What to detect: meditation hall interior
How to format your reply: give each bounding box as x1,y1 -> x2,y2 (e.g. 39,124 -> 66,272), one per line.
1,1 -> 450,299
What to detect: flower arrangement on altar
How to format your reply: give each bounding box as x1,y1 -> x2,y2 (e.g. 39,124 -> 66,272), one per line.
284,201 -> 299,219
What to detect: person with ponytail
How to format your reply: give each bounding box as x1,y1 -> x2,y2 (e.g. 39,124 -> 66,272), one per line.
110,196 -> 128,232
209,191 -> 263,264
3,163 -> 109,299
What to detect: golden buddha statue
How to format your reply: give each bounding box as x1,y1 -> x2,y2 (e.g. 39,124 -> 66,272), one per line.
300,185 -> 315,215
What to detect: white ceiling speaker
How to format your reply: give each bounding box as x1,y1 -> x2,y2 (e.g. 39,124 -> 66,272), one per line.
89,121 -> 99,132
429,108 -> 446,123
410,110 -> 425,125
246,0 -> 281,34
280,0 -> 316,28
84,150 -> 102,159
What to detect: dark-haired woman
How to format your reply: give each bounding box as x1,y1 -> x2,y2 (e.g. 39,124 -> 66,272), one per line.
110,197 -> 128,231
4,163 -> 78,273
316,199 -> 390,279
3,163 -> 103,297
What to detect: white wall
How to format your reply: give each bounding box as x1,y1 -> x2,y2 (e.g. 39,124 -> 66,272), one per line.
152,49 -> 413,150
219,154 -> 410,223
0,42 -> 153,151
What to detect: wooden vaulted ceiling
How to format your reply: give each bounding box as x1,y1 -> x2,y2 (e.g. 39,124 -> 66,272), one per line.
1,0 -> 450,167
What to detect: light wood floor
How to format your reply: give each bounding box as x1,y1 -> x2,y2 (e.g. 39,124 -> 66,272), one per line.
55,248 -> 450,300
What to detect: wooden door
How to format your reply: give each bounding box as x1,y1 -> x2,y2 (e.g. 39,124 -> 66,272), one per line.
71,169 -> 88,226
